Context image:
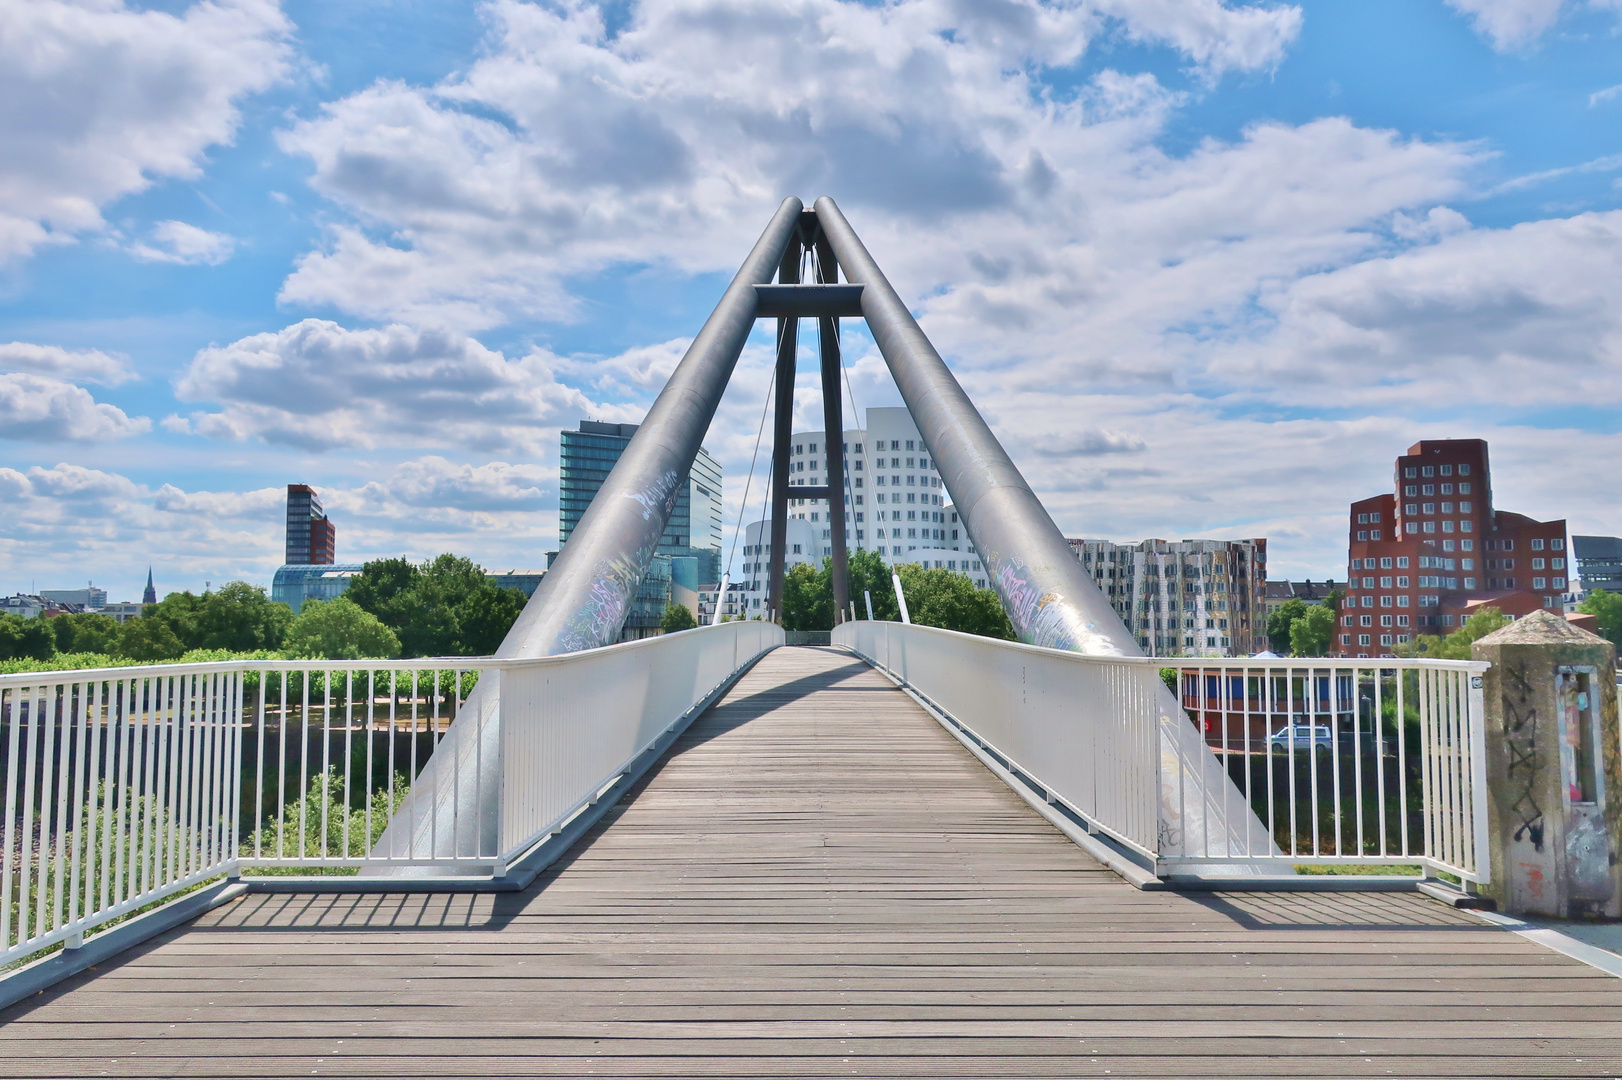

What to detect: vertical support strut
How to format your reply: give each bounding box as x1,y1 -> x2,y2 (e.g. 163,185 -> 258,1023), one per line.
766,233 -> 802,623
816,233 -> 849,624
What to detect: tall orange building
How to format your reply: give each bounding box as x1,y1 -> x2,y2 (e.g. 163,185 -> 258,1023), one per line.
1337,439 -> 1567,658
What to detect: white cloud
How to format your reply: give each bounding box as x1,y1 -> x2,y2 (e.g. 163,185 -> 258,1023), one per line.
0,0 -> 291,263
275,0 -> 1310,330
1447,0 -> 1622,49
1096,0 -> 1301,77
129,220 -> 236,265
0,341 -> 135,385
1208,210 -> 1622,408
0,372 -> 150,441
1446,0 -> 1566,49
173,318 -> 627,453
1591,83 -> 1622,106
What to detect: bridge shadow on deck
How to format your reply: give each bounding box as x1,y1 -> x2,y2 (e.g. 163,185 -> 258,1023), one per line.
2,646 -> 1618,1078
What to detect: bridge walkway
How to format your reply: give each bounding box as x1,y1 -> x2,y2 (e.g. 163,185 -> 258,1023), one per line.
2,646 -> 1618,1076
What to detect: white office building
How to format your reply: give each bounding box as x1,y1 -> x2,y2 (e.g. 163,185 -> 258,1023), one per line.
736,406 -> 994,614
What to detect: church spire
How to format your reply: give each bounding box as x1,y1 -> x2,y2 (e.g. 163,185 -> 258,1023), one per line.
143,567 -> 156,605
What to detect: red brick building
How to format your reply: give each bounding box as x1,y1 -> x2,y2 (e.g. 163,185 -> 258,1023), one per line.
1337,439 -> 1568,658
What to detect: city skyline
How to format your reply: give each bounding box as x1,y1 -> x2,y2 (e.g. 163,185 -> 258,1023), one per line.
4,1 -> 1621,600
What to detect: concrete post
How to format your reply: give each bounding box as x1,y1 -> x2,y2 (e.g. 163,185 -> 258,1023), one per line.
1474,610 -> 1622,917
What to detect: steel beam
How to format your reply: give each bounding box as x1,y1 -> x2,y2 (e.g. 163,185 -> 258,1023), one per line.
753,284 -> 864,318
766,236 -> 803,623
815,233 -> 850,624
813,196 -> 1130,656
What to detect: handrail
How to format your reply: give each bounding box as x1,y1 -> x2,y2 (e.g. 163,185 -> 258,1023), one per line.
833,620 -> 1491,885
1,622 -> 781,968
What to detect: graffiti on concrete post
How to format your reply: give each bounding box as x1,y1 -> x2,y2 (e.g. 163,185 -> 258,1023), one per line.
1504,663 -> 1545,851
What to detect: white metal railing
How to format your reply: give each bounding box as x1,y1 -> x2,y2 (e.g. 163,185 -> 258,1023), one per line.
833,620 -> 1490,883
1,620 -> 779,967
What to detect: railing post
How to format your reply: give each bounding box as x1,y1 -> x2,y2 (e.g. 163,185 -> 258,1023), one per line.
1467,668 -> 1490,887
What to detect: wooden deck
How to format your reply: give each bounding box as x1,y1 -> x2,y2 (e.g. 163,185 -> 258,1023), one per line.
2,646 -> 1619,1077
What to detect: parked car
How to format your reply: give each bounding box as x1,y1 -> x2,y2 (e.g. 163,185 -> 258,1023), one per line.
1267,724 -> 1334,754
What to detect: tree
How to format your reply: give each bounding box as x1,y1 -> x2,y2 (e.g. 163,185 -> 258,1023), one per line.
282,597 -> 401,660
1288,604 -> 1336,657
782,563 -> 832,630
846,549 -> 899,621
896,564 -> 1015,639
0,614 -> 56,661
145,583 -> 293,652
1266,598 -> 1307,653
660,603 -> 698,633
1404,606 -> 1510,660
50,612 -> 121,654
345,557 -> 417,617
1578,589 -> 1622,650
116,617 -> 186,661
346,554 -> 527,657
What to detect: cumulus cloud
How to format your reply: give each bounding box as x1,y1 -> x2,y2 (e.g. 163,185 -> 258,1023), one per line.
275,0 -> 1310,330
0,341 -> 134,385
173,318 -> 626,453
129,220 -> 236,265
1208,210 -> 1622,408
0,373 -> 150,441
0,0 -> 291,263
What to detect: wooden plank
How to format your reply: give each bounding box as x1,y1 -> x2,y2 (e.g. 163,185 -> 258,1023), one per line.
1,647 -> 1616,1077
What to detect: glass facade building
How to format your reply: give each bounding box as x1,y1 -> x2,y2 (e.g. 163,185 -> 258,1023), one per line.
559,421 -> 723,585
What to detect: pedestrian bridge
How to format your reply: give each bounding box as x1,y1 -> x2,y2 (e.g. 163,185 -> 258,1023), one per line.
5,646 -> 1617,1077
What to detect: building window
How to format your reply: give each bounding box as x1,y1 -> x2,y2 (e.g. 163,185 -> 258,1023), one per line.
1359,634 -> 1371,646
1533,577 -> 1547,590
1357,513 -> 1368,524
1371,530 -> 1382,540
1341,634 -> 1351,645
1380,614 -> 1393,627
1359,614 -> 1372,627
1422,466 -> 1434,477
1357,530 -> 1368,541
1404,467 -> 1416,478
1380,634 -> 1393,646
1380,595 -> 1393,607
1423,522 -> 1435,534
1407,523 -> 1418,535
1532,538 -> 1545,551
1460,520 -> 1471,532
1459,464 -> 1471,475
1532,557 -> 1545,570
1552,538 -> 1565,550
1554,577 -> 1567,588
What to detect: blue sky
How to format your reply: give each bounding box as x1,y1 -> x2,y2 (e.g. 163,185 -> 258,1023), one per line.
2,0 -> 1620,602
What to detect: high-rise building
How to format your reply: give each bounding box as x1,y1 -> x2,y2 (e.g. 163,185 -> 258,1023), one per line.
1069,538 -> 1268,657
1572,536 -> 1622,599
274,484 -> 360,613
1338,439 -> 1567,658
285,484 -> 337,565
559,420 -> 723,583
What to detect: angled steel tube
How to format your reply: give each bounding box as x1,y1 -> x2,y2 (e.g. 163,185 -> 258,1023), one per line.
365,198 -> 802,873
812,196 -> 1130,656
513,196 -> 804,656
